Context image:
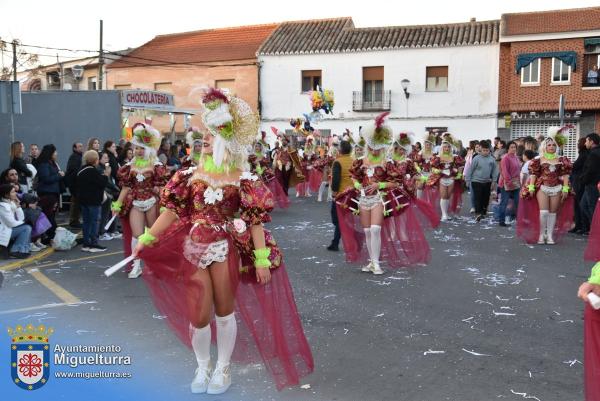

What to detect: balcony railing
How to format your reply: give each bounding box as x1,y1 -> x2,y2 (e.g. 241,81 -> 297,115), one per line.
352,90 -> 391,111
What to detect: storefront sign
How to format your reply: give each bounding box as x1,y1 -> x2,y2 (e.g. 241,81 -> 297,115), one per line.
509,111 -> 581,121
121,90 -> 174,111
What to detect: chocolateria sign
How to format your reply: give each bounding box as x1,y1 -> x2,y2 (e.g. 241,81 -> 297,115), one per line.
121,90 -> 175,112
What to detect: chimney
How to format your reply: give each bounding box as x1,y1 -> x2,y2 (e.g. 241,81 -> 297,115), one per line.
470,17 -> 476,22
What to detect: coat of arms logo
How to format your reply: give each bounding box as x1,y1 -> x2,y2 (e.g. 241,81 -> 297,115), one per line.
8,323 -> 53,390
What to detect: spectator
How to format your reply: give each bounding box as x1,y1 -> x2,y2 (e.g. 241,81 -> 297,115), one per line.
166,144 -> 182,174
520,149 -> 535,188
588,65 -> 599,86
65,142 -> 84,228
0,169 -> 21,194
157,137 -> 170,165
414,142 -> 422,152
76,150 -> 109,252
36,145 -> 65,241
493,140 -> 506,162
102,140 -> 119,183
523,136 -> 539,157
579,133 -> 600,235
497,141 -> 521,226
118,143 -> 133,166
463,140 -> 480,213
22,193 -> 50,252
0,184 -> 31,259
328,140 -> 353,251
97,152 -> 120,241
570,137 -> 589,234
28,144 -> 39,166
175,139 -> 186,158
465,141 -> 498,222
10,142 -> 33,193
87,137 -> 100,153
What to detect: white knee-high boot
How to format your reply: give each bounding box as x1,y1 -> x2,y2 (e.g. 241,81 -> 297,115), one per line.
128,237 -> 142,278
546,212 -> 557,244
440,199 -> 449,221
362,228 -> 373,272
190,324 -> 212,393
317,182 -> 327,202
369,225 -> 383,275
208,312 -> 237,395
538,210 -> 549,244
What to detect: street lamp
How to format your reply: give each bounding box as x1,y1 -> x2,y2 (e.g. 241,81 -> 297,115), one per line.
72,65 -> 84,90
401,79 -> 410,99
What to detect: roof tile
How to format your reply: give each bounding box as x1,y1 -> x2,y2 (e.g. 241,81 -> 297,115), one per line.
502,6 -> 600,36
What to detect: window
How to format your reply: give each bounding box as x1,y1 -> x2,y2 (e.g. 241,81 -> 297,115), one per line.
87,76 -> 97,90
426,66 -> 448,91
363,66 -> 384,102
114,84 -> 132,90
154,82 -> 172,92
551,58 -> 571,83
583,53 -> 600,87
511,121 -> 579,160
301,70 -> 321,92
215,79 -> 235,92
520,59 -> 540,85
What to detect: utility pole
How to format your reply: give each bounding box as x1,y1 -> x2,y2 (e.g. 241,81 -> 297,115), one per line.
12,40 -> 17,81
98,20 -> 104,90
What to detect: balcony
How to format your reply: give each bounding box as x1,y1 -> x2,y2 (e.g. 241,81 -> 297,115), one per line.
352,90 -> 391,112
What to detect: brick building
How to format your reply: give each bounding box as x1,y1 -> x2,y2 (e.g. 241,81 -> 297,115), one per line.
497,6 -> 600,160
106,23 -> 278,134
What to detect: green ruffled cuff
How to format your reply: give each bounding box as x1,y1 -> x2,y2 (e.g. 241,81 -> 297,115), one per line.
432,168 -> 441,174
455,173 -> 462,180
415,165 -> 422,173
562,185 -> 570,193
256,165 -> 264,175
589,262 -> 600,285
111,200 -> 122,212
527,184 -> 535,192
378,182 -> 386,190
253,248 -> 271,269
419,175 -> 428,183
159,206 -> 167,214
353,181 -> 362,190
138,227 -> 157,247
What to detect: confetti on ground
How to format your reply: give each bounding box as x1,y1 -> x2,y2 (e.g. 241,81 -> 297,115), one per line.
563,359 -> 582,367
423,349 -> 445,355
493,310 -> 516,316
462,317 -> 474,322
152,314 -> 167,320
475,300 -> 494,306
558,320 -> 574,323
510,389 -> 541,401
300,384 -> 311,389
375,313 -> 385,317
462,348 -> 492,357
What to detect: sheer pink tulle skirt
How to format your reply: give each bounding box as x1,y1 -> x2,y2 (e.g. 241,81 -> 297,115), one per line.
296,182 -> 309,197
139,222 -> 313,390
308,169 -> 323,193
585,304 -> 600,401
516,195 -> 574,244
585,199 -> 600,261
266,180 -> 291,209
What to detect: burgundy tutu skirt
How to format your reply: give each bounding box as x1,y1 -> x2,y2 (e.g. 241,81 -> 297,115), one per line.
585,199 -> 600,261
295,182 -> 309,197
308,169 -> 323,193
586,304 -> 600,401
138,222 -> 314,390
266,179 -> 290,209
516,195 -> 574,244
422,185 -> 441,220
335,188 -> 431,268
450,181 -> 463,214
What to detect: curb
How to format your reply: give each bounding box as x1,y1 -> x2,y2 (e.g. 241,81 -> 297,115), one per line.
0,248 -> 55,272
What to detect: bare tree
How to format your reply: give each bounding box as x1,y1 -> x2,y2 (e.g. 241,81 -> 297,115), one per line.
0,39 -> 41,80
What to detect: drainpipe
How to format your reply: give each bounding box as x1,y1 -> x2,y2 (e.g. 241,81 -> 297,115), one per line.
257,60 -> 262,116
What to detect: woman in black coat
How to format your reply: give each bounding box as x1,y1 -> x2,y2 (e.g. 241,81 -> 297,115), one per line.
36,144 -> 65,241
9,142 -> 33,192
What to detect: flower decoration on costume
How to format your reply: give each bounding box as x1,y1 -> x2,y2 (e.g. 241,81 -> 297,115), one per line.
131,123 -> 162,158
547,126 -> 571,148
232,218 -> 247,234
203,187 -> 224,205
362,112 -> 392,150
310,86 -> 335,115
201,87 -> 259,167
240,171 -> 258,182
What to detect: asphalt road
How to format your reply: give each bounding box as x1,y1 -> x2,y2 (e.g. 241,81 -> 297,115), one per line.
0,193 -> 590,401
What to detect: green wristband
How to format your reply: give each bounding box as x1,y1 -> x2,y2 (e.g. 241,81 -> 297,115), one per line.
432,168 -> 441,174
562,185 -> 570,193
138,227 -> 157,247
589,262 -> 600,285
254,258 -> 272,269
527,184 -> 535,192
415,165 -> 422,173
253,247 -> 271,260
354,181 -> 362,190
378,182 -> 386,190
159,206 -> 167,214
419,175 -> 428,183
111,200 -> 122,212
456,173 -> 462,179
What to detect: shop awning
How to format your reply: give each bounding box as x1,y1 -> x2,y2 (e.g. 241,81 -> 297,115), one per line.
515,51 -> 577,73
584,38 -> 600,47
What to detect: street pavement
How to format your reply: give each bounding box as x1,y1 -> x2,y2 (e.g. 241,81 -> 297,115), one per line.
0,193 -> 590,401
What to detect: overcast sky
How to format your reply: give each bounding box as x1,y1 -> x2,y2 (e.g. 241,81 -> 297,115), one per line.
1,0 -> 599,67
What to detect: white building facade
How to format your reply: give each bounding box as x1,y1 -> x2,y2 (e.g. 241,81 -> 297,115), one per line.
258,18 -> 500,145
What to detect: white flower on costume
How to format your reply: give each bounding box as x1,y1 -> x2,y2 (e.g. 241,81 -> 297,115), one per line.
204,187 -> 224,205
232,218 -> 247,234
240,171 -> 258,182
136,173 -> 145,182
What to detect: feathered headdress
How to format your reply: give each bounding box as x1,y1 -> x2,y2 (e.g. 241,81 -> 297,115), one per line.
186,126 -> 203,147
422,131 -> 437,145
201,87 -> 258,167
547,126 -> 570,148
131,123 -> 161,158
362,112 -> 392,150
441,132 -> 458,148
393,131 -> 414,152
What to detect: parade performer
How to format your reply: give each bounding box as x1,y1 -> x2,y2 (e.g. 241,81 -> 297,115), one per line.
413,132 -> 438,207
272,135 -> 304,196
112,123 -> 167,278
297,136 -> 317,197
181,127 -> 203,169
517,127 -> 573,244
426,134 -> 464,221
317,141 -> 338,202
335,113 -> 431,274
134,88 -> 313,394
577,264 -> 600,401
248,141 -> 290,208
